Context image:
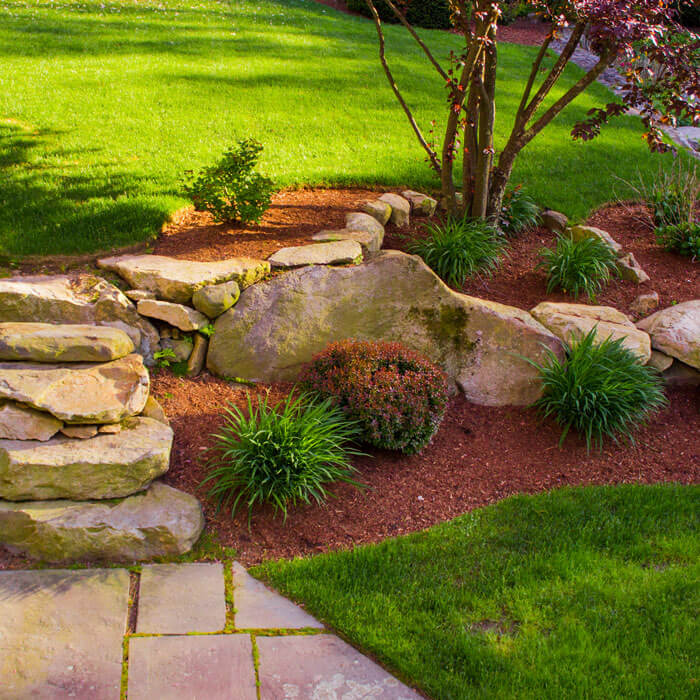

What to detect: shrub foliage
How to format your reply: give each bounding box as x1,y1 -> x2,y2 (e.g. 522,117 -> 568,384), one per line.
300,340 -> 449,455
538,235 -> 618,300
346,0 -> 452,29
408,216 -> 505,287
655,221 -> 700,259
202,392 -> 363,521
499,187 -> 541,236
531,329 -> 667,451
183,138 -> 275,224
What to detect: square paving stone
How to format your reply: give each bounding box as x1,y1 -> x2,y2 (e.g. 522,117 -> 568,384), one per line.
233,561 -> 323,630
127,634 -> 257,700
257,634 -> 422,699
0,568 -> 129,700
137,562 -> 226,634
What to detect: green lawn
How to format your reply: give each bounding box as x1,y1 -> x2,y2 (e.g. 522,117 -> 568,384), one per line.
256,484 -> 699,699
0,0 -> 676,256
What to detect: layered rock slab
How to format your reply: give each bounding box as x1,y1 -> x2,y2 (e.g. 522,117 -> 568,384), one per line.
268,240 -> 362,268
530,302 -> 652,363
0,275 -> 158,361
0,353 -> 149,424
636,300 -> 700,369
0,322 -> 135,363
208,251 -> 563,405
0,482 -> 204,562
137,299 -> 208,331
0,400 -> 63,441
0,417 -> 173,501
98,254 -> 269,304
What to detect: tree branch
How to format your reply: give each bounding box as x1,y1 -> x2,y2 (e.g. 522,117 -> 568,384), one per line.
365,0 -> 441,174
515,30 -> 554,126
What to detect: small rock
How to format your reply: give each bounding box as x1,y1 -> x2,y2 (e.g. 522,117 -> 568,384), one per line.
141,396 -> 169,425
647,350 -> 674,372
402,190 -> 437,216
159,326 -> 172,339
637,300 -> 700,369
617,252 -> 650,284
186,334 -> 207,377
125,289 -> 156,302
379,193 -> 410,227
0,323 -> 135,363
360,199 -> 391,226
192,281 -> 240,319
161,338 -> 193,363
630,292 -> 659,317
662,360 -> 700,387
268,241 -> 363,268
60,425 -> 99,439
312,229 -> 382,254
0,401 -> 63,442
137,299 -> 208,332
98,423 -> 123,434
570,225 -> 624,255
345,212 -> 385,241
541,210 -> 568,234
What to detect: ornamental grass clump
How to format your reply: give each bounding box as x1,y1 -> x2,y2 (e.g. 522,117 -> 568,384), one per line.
531,329 -> 667,451
408,216 -> 505,287
300,340 -> 449,455
201,392 -> 363,521
499,187 -> 541,236
538,235 -> 619,300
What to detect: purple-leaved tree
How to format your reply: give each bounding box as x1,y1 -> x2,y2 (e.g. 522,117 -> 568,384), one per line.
365,0 -> 700,218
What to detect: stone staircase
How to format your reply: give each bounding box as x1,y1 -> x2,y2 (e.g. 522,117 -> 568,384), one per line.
0,320 -> 203,563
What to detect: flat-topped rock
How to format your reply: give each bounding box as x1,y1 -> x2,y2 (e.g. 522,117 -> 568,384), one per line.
192,280 -> 240,318
0,322 -> 134,363
312,228 -> 382,254
0,417 -> 172,501
530,301 -> 651,362
137,299 -> 208,331
361,199 -> 392,225
636,300 -> 700,369
379,193 -> 410,227
402,190 -> 438,216
268,240 -> 362,268
569,225 -> 623,255
0,274 -> 159,362
0,353 -> 149,424
98,254 -> 269,304
0,400 -> 63,441
208,251 -> 563,406
0,481 -> 204,562
60,424 -> 99,439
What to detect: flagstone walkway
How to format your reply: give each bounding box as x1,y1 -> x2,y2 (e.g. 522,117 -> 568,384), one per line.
0,562 -> 422,699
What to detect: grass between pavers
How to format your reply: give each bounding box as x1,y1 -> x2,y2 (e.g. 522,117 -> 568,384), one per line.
0,0 -> 681,257
254,484 -> 700,700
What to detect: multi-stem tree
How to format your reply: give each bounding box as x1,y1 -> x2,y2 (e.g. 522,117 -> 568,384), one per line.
365,0 -> 699,219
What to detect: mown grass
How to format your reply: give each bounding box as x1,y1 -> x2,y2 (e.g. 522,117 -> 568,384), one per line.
0,0 -> 678,256
256,484 -> 699,699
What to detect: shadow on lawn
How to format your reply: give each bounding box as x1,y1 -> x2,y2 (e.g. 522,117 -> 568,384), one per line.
0,123 -> 172,258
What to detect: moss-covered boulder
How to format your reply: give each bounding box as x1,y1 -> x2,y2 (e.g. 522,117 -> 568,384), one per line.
207,251 -> 563,406
0,417 -> 172,501
0,482 -> 204,562
98,254 -> 269,304
0,322 -> 134,363
0,354 -> 149,424
0,275 -> 159,362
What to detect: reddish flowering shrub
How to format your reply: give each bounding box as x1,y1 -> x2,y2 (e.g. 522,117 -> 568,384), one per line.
299,340 -> 449,455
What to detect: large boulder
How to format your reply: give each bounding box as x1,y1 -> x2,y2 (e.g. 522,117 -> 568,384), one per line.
208,251 -> 563,406
636,300 -> 700,369
98,254 -> 269,304
0,353 -> 149,424
0,275 -> 159,362
0,482 -> 204,562
0,401 -> 63,441
530,302 -> 651,363
0,322 -> 134,363
0,417 -> 172,501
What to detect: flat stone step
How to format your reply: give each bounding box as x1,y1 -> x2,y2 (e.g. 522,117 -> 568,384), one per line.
312,228 -> 382,254
0,353 -> 149,424
0,322 -> 135,363
98,254 -> 269,304
0,481 -> 204,562
0,416 -> 173,501
268,240 -> 362,268
0,274 -> 159,362
136,299 -> 208,331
